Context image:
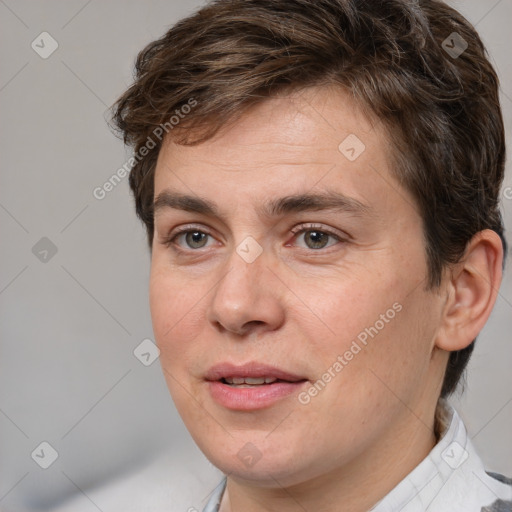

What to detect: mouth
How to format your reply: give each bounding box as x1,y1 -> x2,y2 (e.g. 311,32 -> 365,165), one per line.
221,376 -> 289,387
205,362 -> 308,410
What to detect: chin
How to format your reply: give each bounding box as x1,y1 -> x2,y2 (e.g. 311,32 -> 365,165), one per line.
197,432 -> 323,487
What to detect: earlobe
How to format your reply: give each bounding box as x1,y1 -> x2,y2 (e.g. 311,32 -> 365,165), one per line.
435,229 -> 503,352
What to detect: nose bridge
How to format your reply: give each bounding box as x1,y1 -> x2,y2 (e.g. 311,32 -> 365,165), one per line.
207,236 -> 283,335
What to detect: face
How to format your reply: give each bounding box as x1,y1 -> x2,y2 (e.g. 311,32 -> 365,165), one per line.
150,86 -> 446,488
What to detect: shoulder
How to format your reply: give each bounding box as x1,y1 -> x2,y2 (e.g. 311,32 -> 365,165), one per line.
479,472 -> 512,511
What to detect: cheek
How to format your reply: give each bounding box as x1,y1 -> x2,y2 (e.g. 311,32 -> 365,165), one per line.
332,296 -> 437,420
149,264 -> 211,419
302,269 -> 400,351
305,268 -> 436,402
149,262 -> 207,365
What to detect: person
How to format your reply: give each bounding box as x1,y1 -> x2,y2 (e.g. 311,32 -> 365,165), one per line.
111,0 -> 511,510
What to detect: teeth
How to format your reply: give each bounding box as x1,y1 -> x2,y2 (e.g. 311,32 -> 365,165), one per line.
224,376 -> 278,385
245,377 -> 267,385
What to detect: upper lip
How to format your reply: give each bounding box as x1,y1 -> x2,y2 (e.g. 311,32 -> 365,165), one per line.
205,362 -> 307,382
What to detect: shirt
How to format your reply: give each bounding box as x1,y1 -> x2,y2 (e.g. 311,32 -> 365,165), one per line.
202,406 -> 512,511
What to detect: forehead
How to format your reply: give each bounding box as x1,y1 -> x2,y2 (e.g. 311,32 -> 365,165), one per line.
153,85 -> 415,219
159,86 -> 381,168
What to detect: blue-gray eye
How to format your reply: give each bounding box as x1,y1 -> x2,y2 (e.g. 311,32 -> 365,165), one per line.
178,231 -> 209,249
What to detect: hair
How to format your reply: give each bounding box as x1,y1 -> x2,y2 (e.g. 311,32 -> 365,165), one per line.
111,0 -> 507,398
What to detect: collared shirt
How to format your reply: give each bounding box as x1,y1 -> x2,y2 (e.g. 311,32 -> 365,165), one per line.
202,406 -> 512,511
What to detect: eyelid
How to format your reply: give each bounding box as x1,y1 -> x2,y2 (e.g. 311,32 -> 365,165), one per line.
167,223 -> 213,238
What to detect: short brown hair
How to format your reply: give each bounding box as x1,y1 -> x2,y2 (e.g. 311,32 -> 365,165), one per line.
111,0 -> 507,398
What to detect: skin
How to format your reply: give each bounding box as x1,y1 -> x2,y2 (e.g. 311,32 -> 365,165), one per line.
149,85 -> 503,512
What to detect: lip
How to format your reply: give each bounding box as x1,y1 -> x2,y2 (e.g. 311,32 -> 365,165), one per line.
205,362 -> 308,411
205,362 -> 306,382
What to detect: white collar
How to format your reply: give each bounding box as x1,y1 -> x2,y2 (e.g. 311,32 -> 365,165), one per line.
372,405 -> 511,511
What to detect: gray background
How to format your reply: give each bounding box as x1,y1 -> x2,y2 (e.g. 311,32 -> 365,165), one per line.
0,1 -> 511,511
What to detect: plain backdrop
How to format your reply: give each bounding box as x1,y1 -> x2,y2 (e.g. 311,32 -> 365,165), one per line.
0,1 -> 511,511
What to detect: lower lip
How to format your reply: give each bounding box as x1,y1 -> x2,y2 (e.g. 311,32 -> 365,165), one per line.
207,380 -> 307,410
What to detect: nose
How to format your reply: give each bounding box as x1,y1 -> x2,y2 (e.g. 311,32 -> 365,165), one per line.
207,244 -> 285,337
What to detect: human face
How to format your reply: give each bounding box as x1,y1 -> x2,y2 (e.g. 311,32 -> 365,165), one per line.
150,86 -> 446,489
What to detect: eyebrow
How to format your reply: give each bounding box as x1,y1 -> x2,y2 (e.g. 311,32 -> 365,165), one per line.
153,189 -> 371,220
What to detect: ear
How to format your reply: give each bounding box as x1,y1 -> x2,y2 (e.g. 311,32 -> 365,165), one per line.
435,229 -> 504,352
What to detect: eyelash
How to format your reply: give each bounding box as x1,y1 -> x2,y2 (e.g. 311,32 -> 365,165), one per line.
162,223 -> 347,252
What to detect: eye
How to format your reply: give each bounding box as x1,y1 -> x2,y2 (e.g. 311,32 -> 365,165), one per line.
290,224 -> 345,250
165,228 -> 215,250
181,230 -> 210,249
